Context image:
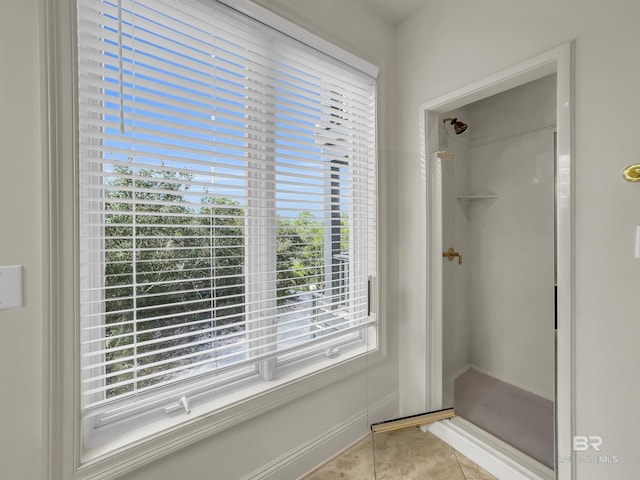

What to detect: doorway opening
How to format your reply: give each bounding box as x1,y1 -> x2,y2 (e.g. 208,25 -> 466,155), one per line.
418,44 -> 574,480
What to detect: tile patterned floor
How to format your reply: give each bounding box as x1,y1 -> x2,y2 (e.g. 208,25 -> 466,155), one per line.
301,428 -> 496,480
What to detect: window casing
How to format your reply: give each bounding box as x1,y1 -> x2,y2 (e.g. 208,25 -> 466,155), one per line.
77,0 -> 377,451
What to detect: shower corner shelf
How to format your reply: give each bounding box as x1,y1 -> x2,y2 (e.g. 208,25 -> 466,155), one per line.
456,195 -> 499,203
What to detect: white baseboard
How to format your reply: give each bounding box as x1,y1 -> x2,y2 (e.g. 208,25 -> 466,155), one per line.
241,392 -> 398,480
423,418 -> 554,480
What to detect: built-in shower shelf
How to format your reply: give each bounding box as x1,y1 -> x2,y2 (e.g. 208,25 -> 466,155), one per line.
457,196 -> 499,213
457,195 -> 499,202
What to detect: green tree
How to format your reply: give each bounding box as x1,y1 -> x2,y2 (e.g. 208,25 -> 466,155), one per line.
103,163 -> 245,397
101,164 -> 334,397
199,196 -> 245,323
276,211 -> 324,301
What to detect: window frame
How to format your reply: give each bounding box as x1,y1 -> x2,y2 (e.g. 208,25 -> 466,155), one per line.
45,0 -> 383,478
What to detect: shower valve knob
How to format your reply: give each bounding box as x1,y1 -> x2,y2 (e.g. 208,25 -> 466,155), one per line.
443,247 -> 462,265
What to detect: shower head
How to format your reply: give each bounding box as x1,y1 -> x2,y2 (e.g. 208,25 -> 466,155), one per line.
443,117 -> 468,135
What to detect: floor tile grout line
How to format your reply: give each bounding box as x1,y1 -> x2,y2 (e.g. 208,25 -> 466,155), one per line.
371,432 -> 378,480
454,450 -> 470,480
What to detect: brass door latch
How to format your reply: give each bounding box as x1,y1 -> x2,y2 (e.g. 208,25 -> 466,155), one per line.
623,164 -> 640,182
443,247 -> 462,265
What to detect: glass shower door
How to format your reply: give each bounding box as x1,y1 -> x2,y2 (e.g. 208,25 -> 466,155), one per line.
368,151 -> 460,480
440,151 -> 462,409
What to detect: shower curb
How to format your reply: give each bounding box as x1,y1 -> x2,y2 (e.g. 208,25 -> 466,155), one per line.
423,417 -> 554,480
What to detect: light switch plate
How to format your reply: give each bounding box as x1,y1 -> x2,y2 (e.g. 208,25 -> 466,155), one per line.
0,265 -> 23,309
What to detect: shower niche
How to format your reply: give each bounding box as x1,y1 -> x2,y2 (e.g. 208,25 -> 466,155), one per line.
433,74 -> 558,475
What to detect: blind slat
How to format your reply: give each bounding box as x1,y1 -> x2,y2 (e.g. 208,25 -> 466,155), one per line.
78,0 -> 376,424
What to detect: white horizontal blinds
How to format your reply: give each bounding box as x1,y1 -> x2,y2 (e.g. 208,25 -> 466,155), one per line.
271,37 -> 375,354
79,0 -> 250,411
78,0 -> 376,417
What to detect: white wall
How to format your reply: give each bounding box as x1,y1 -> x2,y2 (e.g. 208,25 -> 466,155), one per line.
0,1 -> 399,479
467,75 -> 556,400
397,1 -> 640,477
0,1 -> 45,479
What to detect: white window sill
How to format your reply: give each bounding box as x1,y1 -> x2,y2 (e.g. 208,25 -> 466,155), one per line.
77,343 -> 383,480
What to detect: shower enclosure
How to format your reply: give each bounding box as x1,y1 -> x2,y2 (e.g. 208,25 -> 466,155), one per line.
426,75 -> 558,477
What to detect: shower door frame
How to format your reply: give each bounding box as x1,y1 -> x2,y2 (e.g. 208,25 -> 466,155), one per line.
419,42 -> 574,480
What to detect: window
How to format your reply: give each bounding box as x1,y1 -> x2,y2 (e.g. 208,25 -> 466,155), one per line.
77,0 -> 377,450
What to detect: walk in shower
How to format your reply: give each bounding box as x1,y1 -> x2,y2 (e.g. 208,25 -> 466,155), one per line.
434,75 -> 557,474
